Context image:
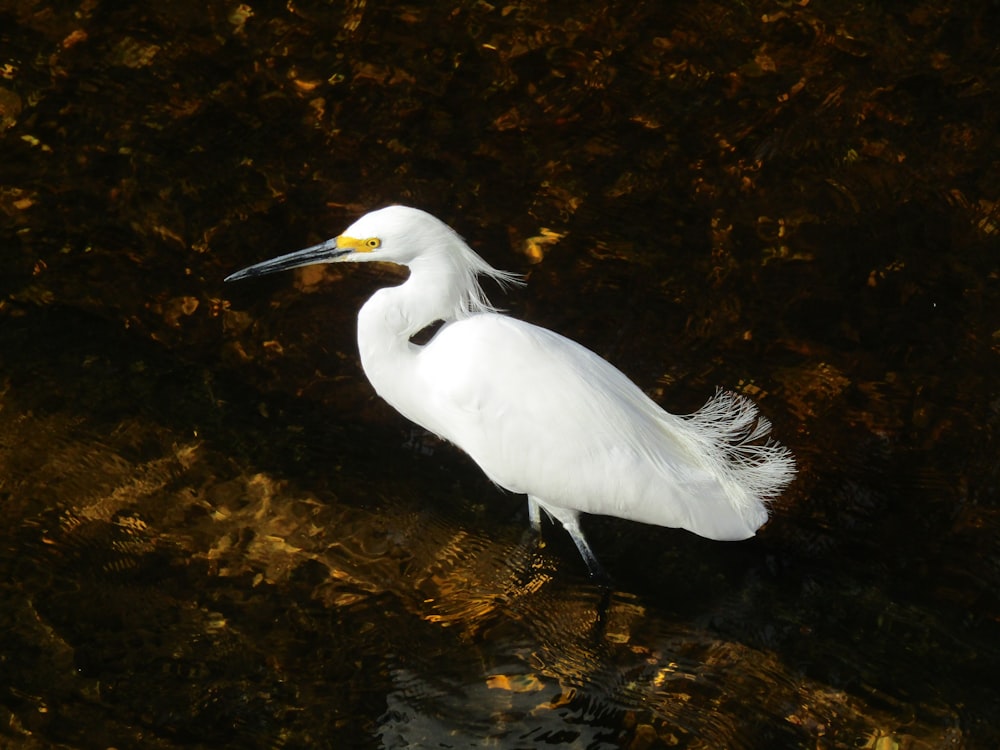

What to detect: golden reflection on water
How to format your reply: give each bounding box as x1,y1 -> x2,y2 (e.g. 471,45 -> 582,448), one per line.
0,321 -> 969,746
0,321 -> 923,744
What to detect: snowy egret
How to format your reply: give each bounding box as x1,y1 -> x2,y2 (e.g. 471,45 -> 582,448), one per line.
226,206 -> 795,576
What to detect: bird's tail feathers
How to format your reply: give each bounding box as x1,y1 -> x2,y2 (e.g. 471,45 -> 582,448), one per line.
684,388 -> 796,515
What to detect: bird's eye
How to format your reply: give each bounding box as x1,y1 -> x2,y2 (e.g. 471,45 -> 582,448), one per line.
365,238 -> 381,249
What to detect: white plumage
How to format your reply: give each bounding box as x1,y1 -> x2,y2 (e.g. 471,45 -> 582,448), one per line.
227,205 -> 796,576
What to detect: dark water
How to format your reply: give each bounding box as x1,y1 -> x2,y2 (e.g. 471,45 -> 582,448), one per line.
1,1 -> 998,747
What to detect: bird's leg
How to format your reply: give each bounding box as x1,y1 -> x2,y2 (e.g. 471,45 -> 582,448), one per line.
531,499 -> 608,581
522,496 -> 546,553
527,496 -> 542,531
564,523 -> 609,583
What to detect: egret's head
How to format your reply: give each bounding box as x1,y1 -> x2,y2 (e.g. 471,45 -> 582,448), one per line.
224,205 -> 452,282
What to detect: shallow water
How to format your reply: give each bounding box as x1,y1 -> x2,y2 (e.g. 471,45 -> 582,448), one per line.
1,1 -> 998,748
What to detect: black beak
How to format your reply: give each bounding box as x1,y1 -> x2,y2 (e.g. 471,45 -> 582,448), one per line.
225,238 -> 349,282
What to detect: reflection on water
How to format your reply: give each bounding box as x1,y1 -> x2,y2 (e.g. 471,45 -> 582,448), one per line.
1,0 -> 998,748
2,309 -> 985,748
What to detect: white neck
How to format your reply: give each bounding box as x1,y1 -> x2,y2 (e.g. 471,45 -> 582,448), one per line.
355,262 -> 463,420
351,234 -> 519,436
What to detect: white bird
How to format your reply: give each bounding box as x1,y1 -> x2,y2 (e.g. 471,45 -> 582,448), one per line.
226,206 -> 795,577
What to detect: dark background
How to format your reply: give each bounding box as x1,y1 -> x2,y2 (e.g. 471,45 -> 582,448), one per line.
1,1 -> 998,747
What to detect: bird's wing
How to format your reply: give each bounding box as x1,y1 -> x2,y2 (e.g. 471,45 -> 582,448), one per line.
412,314 -> 732,521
